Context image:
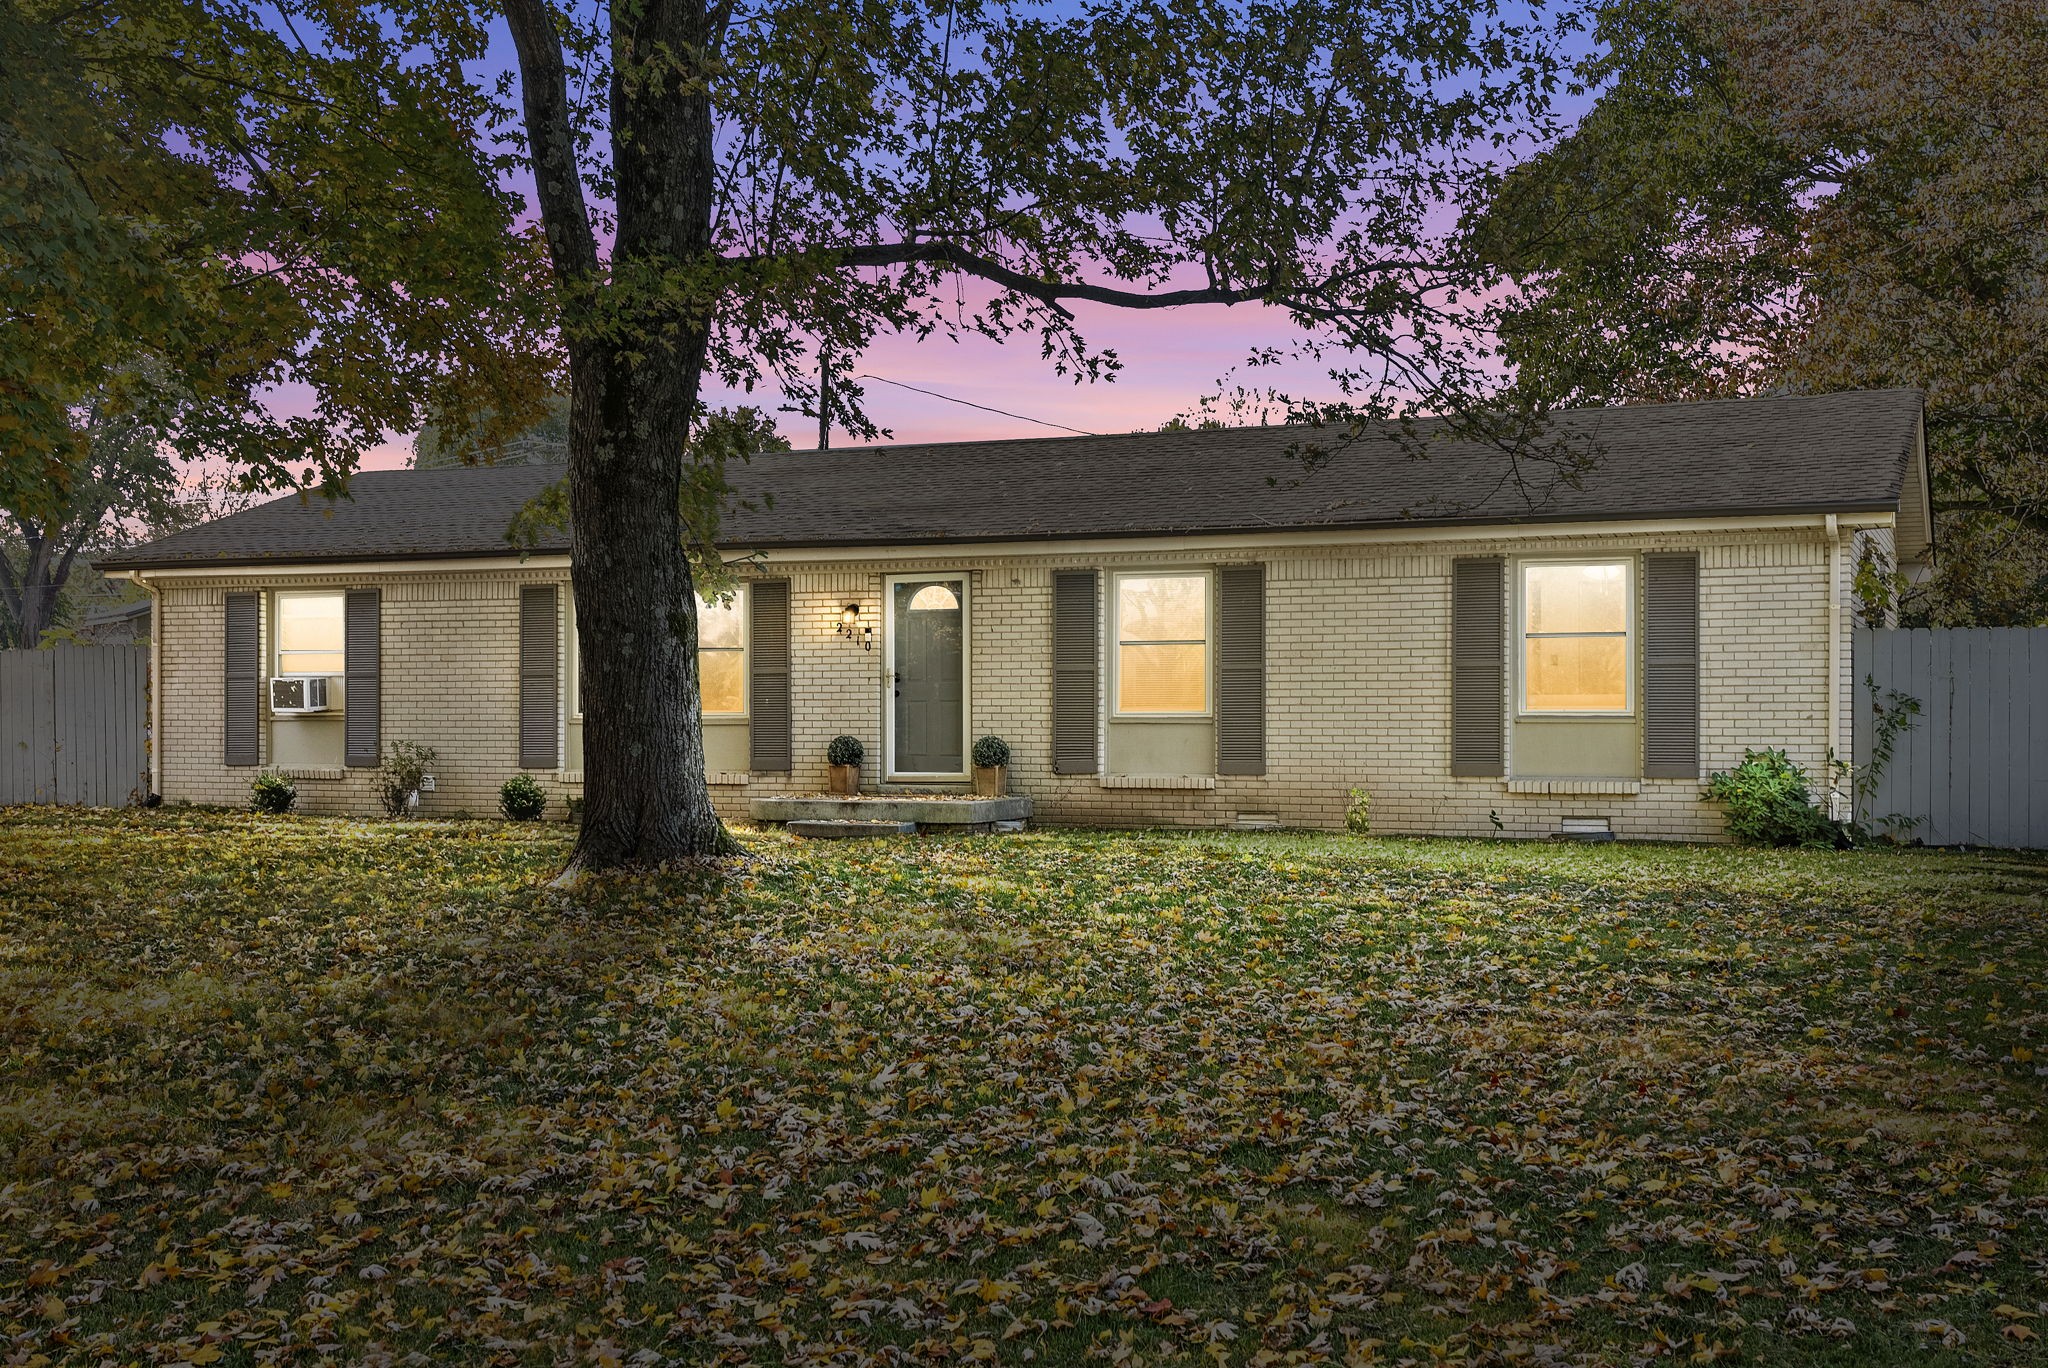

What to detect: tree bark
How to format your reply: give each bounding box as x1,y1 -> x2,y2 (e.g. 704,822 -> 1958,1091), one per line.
563,342 -> 734,872
507,0 -> 735,871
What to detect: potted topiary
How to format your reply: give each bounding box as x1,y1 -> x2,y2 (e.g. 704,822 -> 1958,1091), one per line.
972,735 -> 1010,796
826,735 -> 864,795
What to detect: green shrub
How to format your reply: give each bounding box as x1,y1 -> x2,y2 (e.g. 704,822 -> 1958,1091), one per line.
972,735 -> 1010,769
500,774 -> 548,821
1345,786 -> 1371,834
827,735 -> 864,767
378,741 -> 438,818
1703,748 -> 1844,848
249,770 -> 297,815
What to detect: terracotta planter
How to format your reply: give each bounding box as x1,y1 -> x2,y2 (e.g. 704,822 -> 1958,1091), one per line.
973,764 -> 1007,797
828,763 -> 861,796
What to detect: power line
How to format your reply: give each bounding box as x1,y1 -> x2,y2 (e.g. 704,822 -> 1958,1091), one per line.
855,373 -> 1097,437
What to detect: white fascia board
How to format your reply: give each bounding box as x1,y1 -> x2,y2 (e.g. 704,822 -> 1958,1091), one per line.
734,511 -> 1899,565
112,554 -> 573,580
114,510 -> 1899,579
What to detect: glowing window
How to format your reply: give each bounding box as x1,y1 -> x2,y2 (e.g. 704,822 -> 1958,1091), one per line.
1116,573 -> 1209,714
908,583 -> 960,612
697,590 -> 746,716
1521,560 -> 1630,713
275,592 -> 345,675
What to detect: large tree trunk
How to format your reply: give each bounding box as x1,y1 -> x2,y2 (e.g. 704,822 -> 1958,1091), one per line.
562,341 -> 735,872
514,0 -> 735,873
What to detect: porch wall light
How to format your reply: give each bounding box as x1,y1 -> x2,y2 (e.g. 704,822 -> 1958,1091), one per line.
838,603 -> 873,651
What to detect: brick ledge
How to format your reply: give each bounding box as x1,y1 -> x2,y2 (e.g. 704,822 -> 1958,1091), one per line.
1505,777 -> 1642,796
555,769 -> 749,787
280,766 -> 348,782
1100,774 -> 1217,790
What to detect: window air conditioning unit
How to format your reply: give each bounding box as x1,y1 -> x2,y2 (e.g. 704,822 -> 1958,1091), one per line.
270,675 -> 332,714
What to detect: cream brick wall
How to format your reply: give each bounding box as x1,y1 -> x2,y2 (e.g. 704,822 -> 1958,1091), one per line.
147,522 -> 1867,840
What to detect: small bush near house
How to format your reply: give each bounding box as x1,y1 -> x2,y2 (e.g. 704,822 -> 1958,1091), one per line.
248,770 -> 297,815
378,741 -> 439,818
1704,747 -> 1844,848
972,735 -> 1010,769
500,774 -> 548,821
826,735 -> 864,767
1345,786 -> 1371,834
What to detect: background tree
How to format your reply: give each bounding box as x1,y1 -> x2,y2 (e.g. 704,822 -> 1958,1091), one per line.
1471,0 -> 2048,623
414,396 -> 574,468
0,379 -> 234,648
2,0 -> 553,529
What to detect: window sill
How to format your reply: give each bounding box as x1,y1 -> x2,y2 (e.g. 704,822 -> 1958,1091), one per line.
280,766 -> 348,782
1101,774 -> 1216,790
1506,778 -> 1642,796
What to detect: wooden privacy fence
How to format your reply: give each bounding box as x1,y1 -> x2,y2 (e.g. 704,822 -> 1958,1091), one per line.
0,645 -> 148,807
1854,627 -> 2048,849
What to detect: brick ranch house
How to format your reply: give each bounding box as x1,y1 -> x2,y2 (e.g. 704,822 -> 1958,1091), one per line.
103,389 -> 1933,840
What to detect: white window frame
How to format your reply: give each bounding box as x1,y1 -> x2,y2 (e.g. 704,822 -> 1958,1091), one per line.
882,571 -> 971,782
567,594 -> 581,721
1111,569 -> 1213,719
1515,556 -> 1635,718
567,587 -> 748,720
272,589 -> 348,679
697,586 -> 749,720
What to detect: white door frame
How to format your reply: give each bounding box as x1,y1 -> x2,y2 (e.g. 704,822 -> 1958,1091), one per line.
882,571 -> 971,781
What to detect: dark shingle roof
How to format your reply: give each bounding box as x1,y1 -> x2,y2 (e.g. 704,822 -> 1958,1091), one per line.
103,389 -> 1923,570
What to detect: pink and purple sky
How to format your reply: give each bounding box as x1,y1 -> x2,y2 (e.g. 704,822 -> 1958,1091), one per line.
341,296 -> 1358,471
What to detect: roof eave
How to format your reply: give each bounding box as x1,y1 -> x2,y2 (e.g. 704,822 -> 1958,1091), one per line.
104,501 -> 1903,573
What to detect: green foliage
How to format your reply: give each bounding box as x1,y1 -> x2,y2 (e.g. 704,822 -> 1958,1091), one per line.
377,741 -> 439,819
247,770 -> 296,815
971,736 -> 1010,769
826,735 -> 864,768
1850,680 -> 1924,838
1471,0 -> 2048,626
1345,786 -> 1372,834
1704,748 -> 1843,848
1,0 -> 552,527
0,807 -> 2042,1362
499,774 -> 548,822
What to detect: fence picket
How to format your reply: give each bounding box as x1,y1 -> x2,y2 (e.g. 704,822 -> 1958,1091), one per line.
0,645 -> 148,807
1858,626 -> 2048,848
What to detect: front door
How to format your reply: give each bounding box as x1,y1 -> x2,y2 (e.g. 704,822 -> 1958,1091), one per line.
890,576 -> 966,776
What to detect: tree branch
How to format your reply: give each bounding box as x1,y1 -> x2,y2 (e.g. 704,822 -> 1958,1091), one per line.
503,0 -> 600,284
733,240 -> 1297,319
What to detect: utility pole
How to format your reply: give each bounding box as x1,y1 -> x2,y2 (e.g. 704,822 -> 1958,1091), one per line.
817,347 -> 832,450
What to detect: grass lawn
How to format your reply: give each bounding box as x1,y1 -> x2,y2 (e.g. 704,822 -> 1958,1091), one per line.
1,810 -> 2043,1366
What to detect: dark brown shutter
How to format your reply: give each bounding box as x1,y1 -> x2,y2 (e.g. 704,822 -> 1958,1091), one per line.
1642,552 -> 1701,779
518,585 -> 559,770
748,580 -> 792,771
344,589 -> 380,768
1052,570 -> 1100,775
223,591 -> 261,767
1450,557 -> 1506,777
1215,563 -> 1266,776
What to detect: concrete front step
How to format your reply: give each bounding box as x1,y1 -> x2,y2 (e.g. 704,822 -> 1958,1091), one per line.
787,819 -> 918,839
753,794 -> 1033,826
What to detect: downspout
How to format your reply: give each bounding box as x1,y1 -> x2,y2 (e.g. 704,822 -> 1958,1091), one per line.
139,572 -> 163,801
1825,514 -> 1844,819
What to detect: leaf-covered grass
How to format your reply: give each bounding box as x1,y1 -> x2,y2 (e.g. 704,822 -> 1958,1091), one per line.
1,809 -> 2042,1366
